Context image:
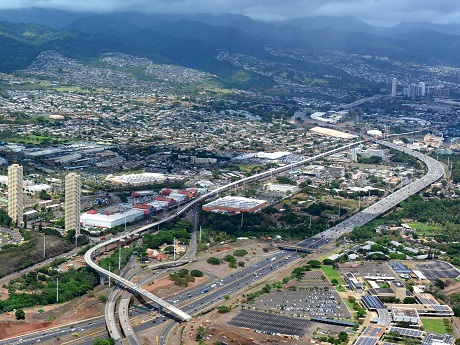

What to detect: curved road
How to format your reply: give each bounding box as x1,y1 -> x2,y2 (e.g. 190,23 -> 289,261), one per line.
84,141 -> 364,323
86,137 -> 444,344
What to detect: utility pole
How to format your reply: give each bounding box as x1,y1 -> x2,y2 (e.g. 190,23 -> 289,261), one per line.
309,215 -> 312,229
338,204 -> 341,219
75,230 -> 78,248
173,238 -> 176,261
108,264 -> 111,288
43,235 -> 46,259
56,278 -> 59,302
118,243 -> 121,271
240,212 -> 244,228
199,226 -> 202,243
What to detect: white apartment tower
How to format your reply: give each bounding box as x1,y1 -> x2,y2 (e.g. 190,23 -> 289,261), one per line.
391,78 -> 397,97
419,82 -> 426,97
65,173 -> 81,235
8,164 -> 23,225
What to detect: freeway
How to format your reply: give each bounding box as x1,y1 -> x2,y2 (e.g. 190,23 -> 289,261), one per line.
84,140 -> 363,324
85,136 -> 443,343
283,139 -> 444,249
106,286 -> 123,343
0,318 -> 106,345
118,291 -> 139,345
157,139 -> 444,343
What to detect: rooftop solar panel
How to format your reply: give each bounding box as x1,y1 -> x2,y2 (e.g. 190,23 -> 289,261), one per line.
389,327 -> 423,338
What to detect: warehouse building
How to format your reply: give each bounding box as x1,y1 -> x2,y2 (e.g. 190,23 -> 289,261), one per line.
80,208 -> 144,229
202,196 -> 268,213
265,183 -> 299,194
105,172 -> 184,186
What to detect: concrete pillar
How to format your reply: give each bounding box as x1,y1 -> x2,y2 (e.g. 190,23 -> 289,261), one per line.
100,274 -> 106,285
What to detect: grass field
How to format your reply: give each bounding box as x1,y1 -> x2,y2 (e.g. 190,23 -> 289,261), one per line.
407,222 -> 442,236
321,266 -> 346,286
53,86 -> 92,92
421,318 -> 452,334
4,134 -> 64,145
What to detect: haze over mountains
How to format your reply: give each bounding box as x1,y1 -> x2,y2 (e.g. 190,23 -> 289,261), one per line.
1,9 -> 460,85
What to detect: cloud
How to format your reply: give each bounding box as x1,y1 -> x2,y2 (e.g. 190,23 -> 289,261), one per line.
1,0 -> 460,25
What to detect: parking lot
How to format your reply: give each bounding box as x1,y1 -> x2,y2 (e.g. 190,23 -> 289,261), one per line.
229,310 -> 312,337
338,262 -> 395,279
415,261 -> 460,280
250,290 -> 351,319
286,271 -> 330,290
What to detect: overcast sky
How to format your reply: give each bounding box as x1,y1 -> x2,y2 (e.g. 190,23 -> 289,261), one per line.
2,0 -> 460,26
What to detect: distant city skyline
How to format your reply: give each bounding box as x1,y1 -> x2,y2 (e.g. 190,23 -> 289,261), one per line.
1,0 -> 460,26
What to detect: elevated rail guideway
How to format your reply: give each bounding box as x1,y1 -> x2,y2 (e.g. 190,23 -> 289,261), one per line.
281,138 -> 445,251
84,141 -> 363,323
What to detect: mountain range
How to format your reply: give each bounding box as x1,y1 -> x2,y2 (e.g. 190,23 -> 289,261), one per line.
1,9 -> 460,86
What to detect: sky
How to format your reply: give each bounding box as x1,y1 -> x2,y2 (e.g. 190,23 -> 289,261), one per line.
1,0 -> 460,26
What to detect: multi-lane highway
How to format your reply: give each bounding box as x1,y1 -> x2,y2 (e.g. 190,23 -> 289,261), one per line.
1,137 -> 443,345
84,140 -> 364,328
86,137 -> 443,344
284,139 -> 444,250
157,139 -> 444,344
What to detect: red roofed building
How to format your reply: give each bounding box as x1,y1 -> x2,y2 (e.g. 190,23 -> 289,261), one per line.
185,188 -> 198,198
161,188 -> 172,196
133,203 -> 154,215
154,196 -> 175,206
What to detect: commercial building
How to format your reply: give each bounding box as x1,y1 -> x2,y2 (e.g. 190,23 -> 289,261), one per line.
344,272 -> 363,292
105,172 -> 183,186
80,208 -> 144,229
310,126 -> 358,139
265,183 -> 299,194
202,196 -> 268,213
391,307 -> 420,325
65,173 -> 81,234
8,164 -> 23,225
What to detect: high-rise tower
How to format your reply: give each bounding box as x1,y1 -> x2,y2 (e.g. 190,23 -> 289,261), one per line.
8,164 -> 23,225
65,173 -> 81,235
419,82 -> 426,97
391,78 -> 397,97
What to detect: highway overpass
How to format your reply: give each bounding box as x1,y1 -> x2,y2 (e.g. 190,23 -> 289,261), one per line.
84,140 -> 363,324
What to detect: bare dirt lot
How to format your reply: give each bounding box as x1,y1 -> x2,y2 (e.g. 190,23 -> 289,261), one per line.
0,291 -> 106,340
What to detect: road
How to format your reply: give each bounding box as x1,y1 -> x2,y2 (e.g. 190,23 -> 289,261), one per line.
289,139 -> 444,247
0,318 -> 105,345
84,140 -> 364,325
2,137 -> 443,345
158,138 -> 444,343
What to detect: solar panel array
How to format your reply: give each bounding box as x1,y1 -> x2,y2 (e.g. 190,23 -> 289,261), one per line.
356,336 -> 378,345
389,327 -> 424,338
432,305 -> 451,311
229,310 -> 311,337
422,334 -> 454,345
362,295 -> 385,309
363,325 -> 385,337
389,261 -> 412,273
417,296 -> 438,304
